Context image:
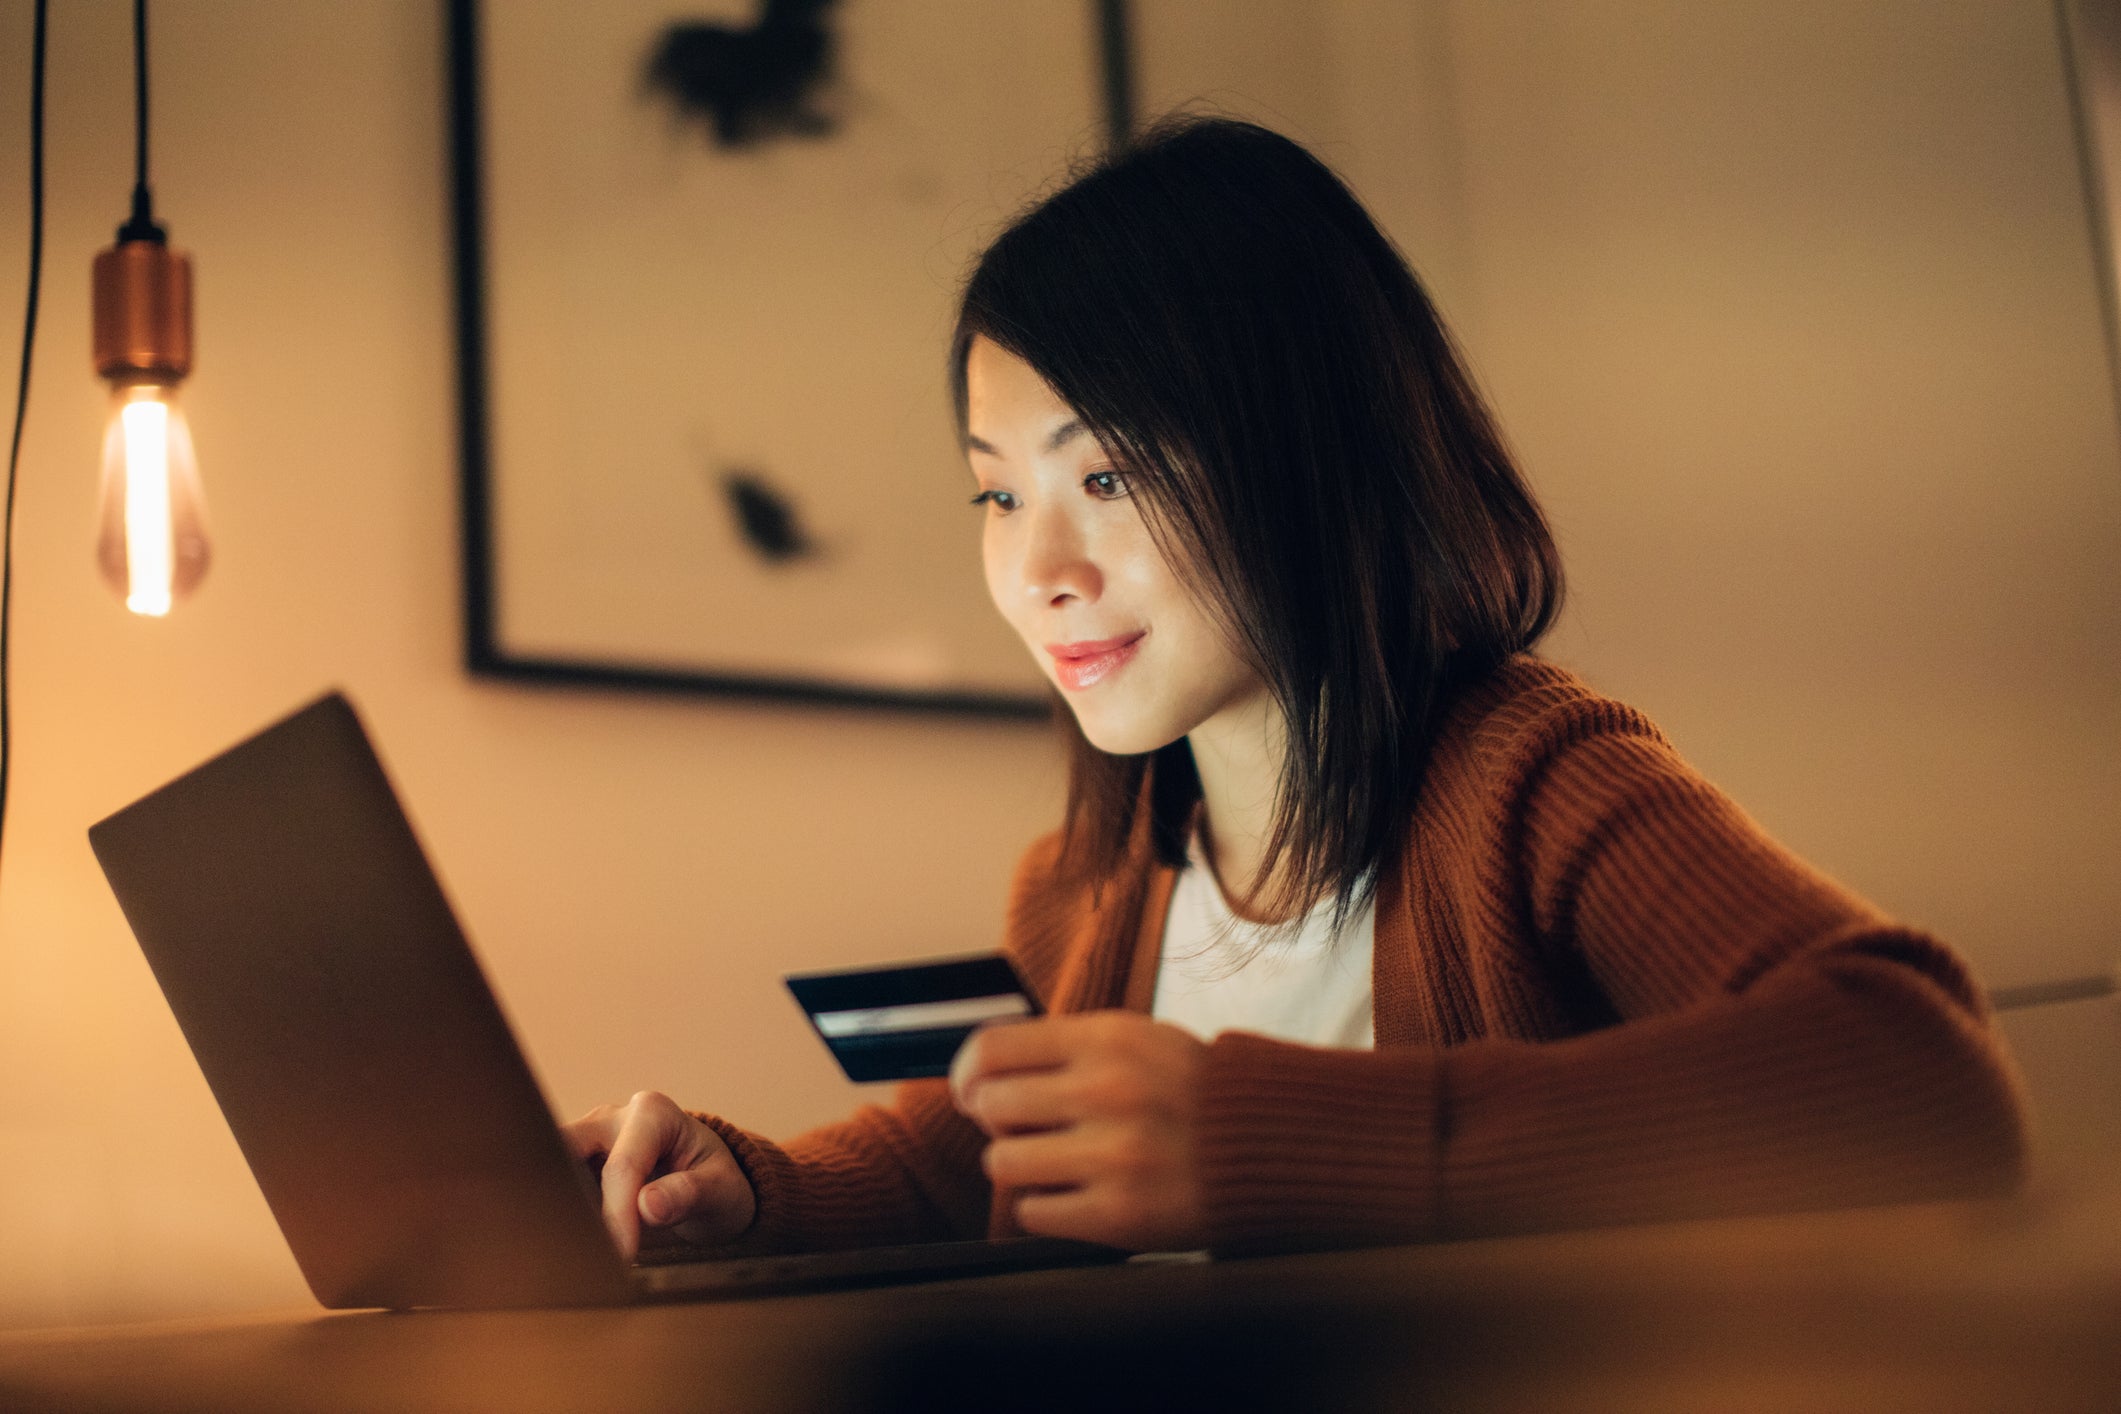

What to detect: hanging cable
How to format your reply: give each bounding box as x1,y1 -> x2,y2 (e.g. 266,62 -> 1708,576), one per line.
120,0 -> 162,244
94,0 -> 205,619
135,0 -> 149,189
2,0 -> 50,876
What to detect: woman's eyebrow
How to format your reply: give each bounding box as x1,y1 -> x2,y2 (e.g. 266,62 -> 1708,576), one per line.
963,418 -> 1087,458
1043,418 -> 1088,452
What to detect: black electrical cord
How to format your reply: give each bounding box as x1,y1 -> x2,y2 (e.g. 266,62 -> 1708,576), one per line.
135,0 -> 148,188
2,0 -> 50,878
120,0 -> 162,244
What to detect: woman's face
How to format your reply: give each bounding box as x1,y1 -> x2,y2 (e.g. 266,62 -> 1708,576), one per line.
963,336 -> 1268,755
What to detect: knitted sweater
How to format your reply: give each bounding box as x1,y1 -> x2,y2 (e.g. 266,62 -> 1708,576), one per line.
701,658 -> 2027,1254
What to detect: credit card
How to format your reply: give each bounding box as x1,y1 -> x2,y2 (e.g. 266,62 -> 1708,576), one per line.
785,953 -> 1042,1083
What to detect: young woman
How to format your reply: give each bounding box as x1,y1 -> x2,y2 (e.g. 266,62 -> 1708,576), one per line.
566,117 -> 2026,1261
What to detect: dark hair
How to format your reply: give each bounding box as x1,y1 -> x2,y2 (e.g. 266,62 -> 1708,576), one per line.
951,116 -> 1562,924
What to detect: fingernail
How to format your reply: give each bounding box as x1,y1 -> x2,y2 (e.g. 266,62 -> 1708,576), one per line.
641,1188 -> 669,1224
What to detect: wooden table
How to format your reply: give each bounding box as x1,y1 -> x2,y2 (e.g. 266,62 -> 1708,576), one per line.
2,1185 -> 2115,1413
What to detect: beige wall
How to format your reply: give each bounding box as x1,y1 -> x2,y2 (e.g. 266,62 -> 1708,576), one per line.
1137,0 -> 2121,994
0,0 -> 1067,1328
0,0 -> 2113,1330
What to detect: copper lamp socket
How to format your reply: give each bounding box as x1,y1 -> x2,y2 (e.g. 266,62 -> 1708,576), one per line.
92,240 -> 193,382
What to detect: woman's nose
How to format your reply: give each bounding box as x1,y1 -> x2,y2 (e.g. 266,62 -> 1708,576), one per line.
1019,504 -> 1101,607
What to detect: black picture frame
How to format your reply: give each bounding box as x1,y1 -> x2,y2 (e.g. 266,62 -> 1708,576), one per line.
445,0 -> 1136,718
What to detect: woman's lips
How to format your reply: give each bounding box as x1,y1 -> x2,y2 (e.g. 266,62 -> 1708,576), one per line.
1045,632 -> 1145,691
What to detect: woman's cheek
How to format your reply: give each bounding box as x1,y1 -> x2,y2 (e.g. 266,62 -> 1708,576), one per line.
981,522 -> 1023,633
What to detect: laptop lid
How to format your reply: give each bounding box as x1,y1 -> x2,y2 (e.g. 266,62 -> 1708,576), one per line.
88,692 -> 632,1309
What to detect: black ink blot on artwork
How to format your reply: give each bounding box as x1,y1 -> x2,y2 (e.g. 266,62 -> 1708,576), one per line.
644,0 -> 840,150
723,470 -> 817,563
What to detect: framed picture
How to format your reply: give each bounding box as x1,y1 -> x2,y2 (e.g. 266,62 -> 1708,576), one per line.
446,0 -> 1135,715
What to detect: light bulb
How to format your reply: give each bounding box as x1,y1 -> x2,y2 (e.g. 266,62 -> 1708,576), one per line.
95,382 -> 209,616
93,232 -> 204,617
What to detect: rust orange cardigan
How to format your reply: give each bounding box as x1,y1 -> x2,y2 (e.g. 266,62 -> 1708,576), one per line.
700,658 -> 2027,1253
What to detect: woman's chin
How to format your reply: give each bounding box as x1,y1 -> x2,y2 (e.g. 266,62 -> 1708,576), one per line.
1066,699 -> 1186,757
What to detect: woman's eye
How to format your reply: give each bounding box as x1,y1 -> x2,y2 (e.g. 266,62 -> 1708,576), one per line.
1084,470 -> 1130,500
969,489 -> 1019,513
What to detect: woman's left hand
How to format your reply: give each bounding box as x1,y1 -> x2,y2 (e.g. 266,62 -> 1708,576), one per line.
949,1011 -> 1208,1251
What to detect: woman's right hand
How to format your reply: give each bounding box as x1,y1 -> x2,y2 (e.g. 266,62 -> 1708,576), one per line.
561,1090 -> 757,1261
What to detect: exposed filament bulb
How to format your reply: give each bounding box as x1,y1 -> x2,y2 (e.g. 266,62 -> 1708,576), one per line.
95,382 -> 209,616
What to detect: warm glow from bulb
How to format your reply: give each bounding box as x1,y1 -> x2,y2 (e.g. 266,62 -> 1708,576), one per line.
120,398 -> 174,616
96,382 -> 209,614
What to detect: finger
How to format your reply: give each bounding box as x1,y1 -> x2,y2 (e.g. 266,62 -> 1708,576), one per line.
958,1072 -> 1078,1136
558,1105 -> 620,1162
1011,1187 -> 1110,1244
951,1013 -> 1103,1098
639,1162 -> 753,1240
982,1129 -> 1101,1192
600,1104 -> 680,1261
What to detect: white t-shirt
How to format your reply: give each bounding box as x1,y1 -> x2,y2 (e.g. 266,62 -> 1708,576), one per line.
1150,830 -> 1376,1049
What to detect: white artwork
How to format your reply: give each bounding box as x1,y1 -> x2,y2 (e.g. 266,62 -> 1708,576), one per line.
452,0 -> 1127,712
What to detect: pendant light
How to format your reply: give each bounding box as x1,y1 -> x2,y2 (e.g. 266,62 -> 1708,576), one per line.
91,0 -> 207,617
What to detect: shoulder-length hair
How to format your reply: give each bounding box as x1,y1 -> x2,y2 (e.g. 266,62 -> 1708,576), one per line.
950,115 -> 1562,924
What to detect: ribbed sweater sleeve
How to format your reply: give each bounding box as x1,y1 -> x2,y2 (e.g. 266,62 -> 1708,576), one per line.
1192,676 -> 2027,1252
692,1081 -> 989,1252
688,662 -> 2025,1257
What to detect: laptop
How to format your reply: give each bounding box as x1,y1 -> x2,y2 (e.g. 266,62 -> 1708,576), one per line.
87,691 -> 1121,1310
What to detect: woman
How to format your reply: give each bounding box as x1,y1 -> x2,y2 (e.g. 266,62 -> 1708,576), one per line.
567,117 -> 2025,1261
